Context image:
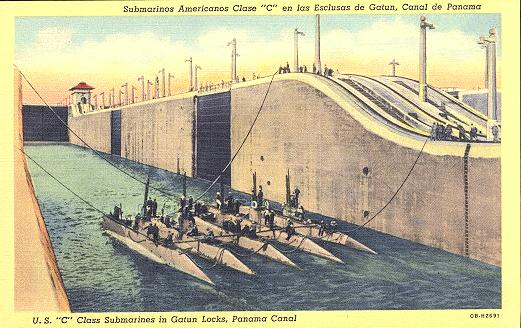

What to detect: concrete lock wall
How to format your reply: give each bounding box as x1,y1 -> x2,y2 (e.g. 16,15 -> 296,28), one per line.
230,78 -> 500,266
69,96 -> 196,176
120,97 -> 195,175
69,110 -> 112,154
67,76 -> 500,266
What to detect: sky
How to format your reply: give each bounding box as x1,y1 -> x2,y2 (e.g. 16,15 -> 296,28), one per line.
15,14 -> 501,104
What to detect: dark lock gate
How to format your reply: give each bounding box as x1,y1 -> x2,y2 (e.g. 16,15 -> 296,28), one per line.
195,91 -> 231,185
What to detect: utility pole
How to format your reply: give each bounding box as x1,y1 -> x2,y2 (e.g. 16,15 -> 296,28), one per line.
227,38 -> 239,82
294,28 -> 305,72
315,14 -> 322,75
138,75 -> 145,101
168,73 -> 174,96
478,27 -> 499,139
419,16 -> 435,102
131,85 -> 137,104
154,76 -> 159,99
185,57 -> 193,91
194,65 -> 202,91
389,59 -> 400,76
121,83 -> 128,105
110,88 -> 115,108
159,68 -> 166,97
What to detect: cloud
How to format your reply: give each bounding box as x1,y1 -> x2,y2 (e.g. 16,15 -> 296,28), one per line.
17,19 -> 499,104
35,27 -> 74,50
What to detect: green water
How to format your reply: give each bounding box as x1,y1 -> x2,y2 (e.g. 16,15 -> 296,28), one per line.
25,143 -> 501,312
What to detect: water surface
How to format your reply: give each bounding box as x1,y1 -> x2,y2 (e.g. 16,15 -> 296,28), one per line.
25,143 -> 501,312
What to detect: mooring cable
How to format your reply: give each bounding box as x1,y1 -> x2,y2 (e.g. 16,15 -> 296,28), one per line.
193,70 -> 279,202
344,137 -> 429,234
15,65 -> 176,198
21,147 -> 108,217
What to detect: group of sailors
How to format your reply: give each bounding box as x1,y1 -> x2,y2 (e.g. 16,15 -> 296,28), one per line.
110,179 -> 344,249
277,62 -> 336,77
222,217 -> 258,238
145,198 -> 159,218
318,220 -> 338,237
430,122 -> 480,142
215,192 -> 241,214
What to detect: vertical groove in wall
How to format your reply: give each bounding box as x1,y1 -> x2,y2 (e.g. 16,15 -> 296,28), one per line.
192,96 -> 198,177
463,143 -> 471,257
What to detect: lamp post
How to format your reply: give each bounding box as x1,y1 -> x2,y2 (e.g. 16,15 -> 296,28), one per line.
168,73 -> 174,96
478,27 -> 499,140
478,27 -> 498,121
314,14 -> 321,75
185,57 -> 193,91
294,28 -> 305,72
194,65 -> 202,91
138,75 -> 145,101
110,88 -> 115,108
131,85 -> 137,104
227,38 -> 239,82
419,16 -> 435,102
159,68 -> 165,97
121,82 -> 128,105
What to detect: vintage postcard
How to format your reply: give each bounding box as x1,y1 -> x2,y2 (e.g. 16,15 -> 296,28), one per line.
1,0 -> 519,327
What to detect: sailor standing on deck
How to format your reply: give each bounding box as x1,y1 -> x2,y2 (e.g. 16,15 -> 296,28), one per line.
165,231 -> 173,246
179,196 -> 186,209
257,186 -> 264,207
188,196 -> 194,210
293,187 -> 301,207
318,220 -> 326,236
152,199 -> 158,217
296,205 -> 305,219
250,222 -> 258,238
216,192 -> 223,209
268,210 -> 275,230
285,221 -> 295,240
263,209 -> 271,225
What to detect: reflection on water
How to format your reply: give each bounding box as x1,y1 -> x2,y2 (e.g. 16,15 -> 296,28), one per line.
25,143 -> 500,312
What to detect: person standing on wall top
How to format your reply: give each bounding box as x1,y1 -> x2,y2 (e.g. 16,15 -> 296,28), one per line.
470,124 -> 478,141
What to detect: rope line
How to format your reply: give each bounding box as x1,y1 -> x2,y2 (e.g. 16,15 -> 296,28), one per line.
21,147 -> 107,216
15,65 -> 176,199
345,137 -> 429,234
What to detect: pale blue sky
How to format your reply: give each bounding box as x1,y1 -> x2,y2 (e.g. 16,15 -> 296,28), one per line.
16,14 -> 501,55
